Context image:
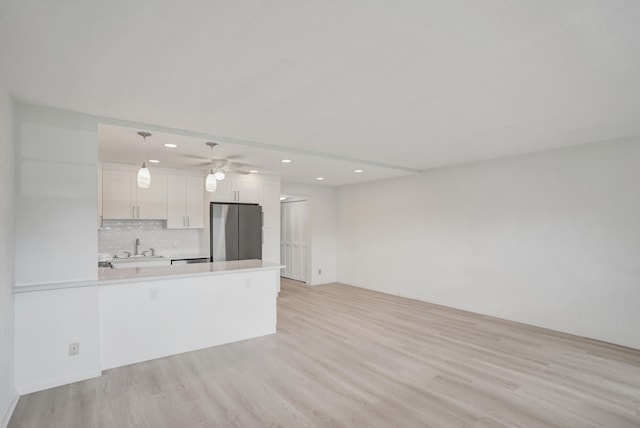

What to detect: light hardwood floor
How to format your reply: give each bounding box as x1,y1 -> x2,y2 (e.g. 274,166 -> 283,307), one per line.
10,279 -> 640,427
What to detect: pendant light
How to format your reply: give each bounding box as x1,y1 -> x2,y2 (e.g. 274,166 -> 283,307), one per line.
206,169 -> 218,192
205,142 -> 218,192
137,131 -> 152,188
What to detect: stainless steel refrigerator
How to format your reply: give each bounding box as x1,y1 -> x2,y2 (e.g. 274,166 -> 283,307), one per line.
210,203 -> 263,262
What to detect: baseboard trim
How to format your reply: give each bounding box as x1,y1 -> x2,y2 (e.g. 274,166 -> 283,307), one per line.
16,369 -> 102,395
1,392 -> 19,428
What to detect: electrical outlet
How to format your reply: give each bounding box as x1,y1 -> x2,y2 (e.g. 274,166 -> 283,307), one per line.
69,342 -> 79,356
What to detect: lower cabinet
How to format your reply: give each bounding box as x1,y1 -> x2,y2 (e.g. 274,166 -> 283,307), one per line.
167,174 -> 205,229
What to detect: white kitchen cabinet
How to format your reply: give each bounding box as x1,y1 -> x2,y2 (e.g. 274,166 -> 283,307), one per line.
167,174 -> 204,229
209,176 -> 235,202
136,175 -> 168,219
102,169 -> 133,219
211,174 -> 262,203
102,168 -> 167,220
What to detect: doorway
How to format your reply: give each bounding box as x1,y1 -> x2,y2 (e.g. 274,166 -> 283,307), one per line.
280,196 -> 310,283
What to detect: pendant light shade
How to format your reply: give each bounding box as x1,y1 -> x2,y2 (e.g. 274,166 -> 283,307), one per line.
205,142 -> 220,192
137,131 -> 152,189
206,169 -> 217,192
137,162 -> 151,188
214,171 -> 226,180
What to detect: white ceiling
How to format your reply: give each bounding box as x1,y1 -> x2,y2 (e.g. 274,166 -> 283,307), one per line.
2,1 -> 640,183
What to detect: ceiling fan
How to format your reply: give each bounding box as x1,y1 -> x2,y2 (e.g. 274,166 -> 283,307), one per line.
201,142 -> 251,177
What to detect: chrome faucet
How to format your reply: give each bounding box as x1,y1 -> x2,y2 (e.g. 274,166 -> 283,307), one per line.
142,248 -> 155,257
135,238 -> 140,256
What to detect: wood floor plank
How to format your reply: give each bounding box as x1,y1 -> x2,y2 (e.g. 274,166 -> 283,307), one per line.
9,279 -> 640,427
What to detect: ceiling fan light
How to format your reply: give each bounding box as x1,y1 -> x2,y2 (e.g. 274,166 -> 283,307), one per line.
206,171 -> 217,192
214,171 -> 226,180
137,162 -> 151,188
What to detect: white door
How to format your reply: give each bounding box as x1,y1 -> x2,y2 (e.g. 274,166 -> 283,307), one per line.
280,200 -> 309,282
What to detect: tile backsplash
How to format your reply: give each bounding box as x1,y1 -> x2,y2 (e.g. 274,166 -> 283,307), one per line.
99,220 -> 201,258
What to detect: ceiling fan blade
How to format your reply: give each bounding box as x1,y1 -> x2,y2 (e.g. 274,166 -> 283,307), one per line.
230,169 -> 251,175
191,161 -> 211,167
181,154 -> 208,160
226,161 -> 247,169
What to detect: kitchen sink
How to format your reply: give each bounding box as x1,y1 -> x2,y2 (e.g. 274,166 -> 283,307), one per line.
113,255 -> 164,262
110,255 -> 171,269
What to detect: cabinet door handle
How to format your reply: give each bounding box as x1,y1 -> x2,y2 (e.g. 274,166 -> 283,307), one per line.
132,206 -> 135,219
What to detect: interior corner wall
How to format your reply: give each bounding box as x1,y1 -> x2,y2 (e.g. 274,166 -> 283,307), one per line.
0,75 -> 17,426
337,139 -> 640,350
281,182 -> 337,285
14,104 -> 98,286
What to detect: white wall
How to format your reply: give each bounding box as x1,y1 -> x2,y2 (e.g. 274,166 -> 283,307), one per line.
14,104 -> 98,286
337,139 -> 640,350
281,183 -> 337,285
0,73 -> 17,427
14,286 -> 101,394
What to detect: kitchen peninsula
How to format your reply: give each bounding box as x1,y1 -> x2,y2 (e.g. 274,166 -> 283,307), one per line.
14,260 -> 282,394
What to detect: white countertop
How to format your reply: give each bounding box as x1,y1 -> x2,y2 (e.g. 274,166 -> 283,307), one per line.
99,259 -> 282,284
165,253 -> 210,260
15,260 -> 283,293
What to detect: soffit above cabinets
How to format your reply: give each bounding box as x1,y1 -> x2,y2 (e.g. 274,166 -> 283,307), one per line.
99,124 -> 416,186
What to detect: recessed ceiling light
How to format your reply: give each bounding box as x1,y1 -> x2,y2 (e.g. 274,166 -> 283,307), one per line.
149,159 -> 160,163
316,177 -> 324,181
249,170 -> 258,174
281,159 -> 292,163
354,169 -> 363,173
164,143 -> 178,148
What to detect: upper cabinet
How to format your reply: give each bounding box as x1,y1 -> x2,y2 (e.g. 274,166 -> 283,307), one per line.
167,174 -> 205,229
211,174 -> 263,203
102,168 -> 167,220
